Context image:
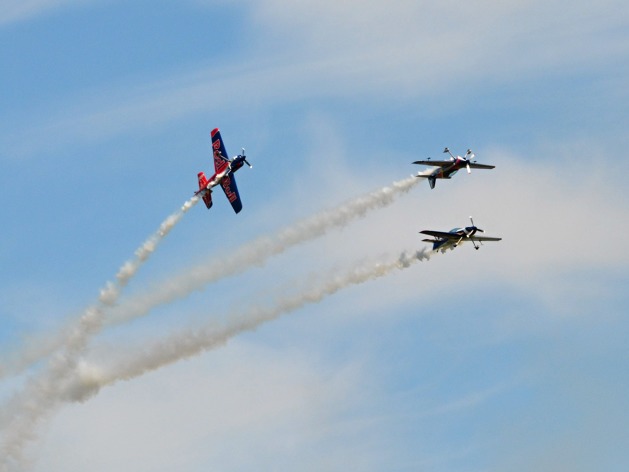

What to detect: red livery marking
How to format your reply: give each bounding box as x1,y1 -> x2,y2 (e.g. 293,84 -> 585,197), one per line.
212,139 -> 221,150
214,153 -> 228,172
222,177 -> 238,202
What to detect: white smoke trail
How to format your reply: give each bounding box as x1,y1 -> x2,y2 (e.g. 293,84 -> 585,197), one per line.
64,248 -> 430,404
0,196 -> 199,471
0,175 -> 418,469
0,176 -> 418,380
109,175 -> 420,324
100,197 -> 199,305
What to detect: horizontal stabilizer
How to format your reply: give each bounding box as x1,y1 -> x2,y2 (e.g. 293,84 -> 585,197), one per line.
202,191 -> 213,209
197,172 -> 213,209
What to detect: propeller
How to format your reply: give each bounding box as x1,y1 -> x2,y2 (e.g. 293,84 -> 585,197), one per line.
240,147 -> 252,168
469,216 -> 484,233
465,149 -> 474,173
466,216 -> 483,250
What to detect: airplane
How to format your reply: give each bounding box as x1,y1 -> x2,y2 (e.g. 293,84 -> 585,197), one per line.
195,128 -> 252,213
413,148 -> 495,189
420,217 -> 501,253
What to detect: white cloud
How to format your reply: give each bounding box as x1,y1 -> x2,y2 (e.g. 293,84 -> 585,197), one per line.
0,0 -> 95,25
6,139 -> 628,470
3,0 -> 628,158
32,340 -> 394,472
3,3 -> 628,468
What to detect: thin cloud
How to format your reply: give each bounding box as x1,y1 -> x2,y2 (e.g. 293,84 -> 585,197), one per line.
67,249 -> 430,402
0,196 -> 199,469
4,1 -> 628,158
0,0 -> 93,26
0,175 -> 419,380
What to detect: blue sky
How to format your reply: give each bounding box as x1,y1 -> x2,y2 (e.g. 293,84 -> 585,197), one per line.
1,1 -> 629,470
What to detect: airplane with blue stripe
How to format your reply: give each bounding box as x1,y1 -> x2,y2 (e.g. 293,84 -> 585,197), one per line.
420,217 -> 501,253
195,128 -> 251,213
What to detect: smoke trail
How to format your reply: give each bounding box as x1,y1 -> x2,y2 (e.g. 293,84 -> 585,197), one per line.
0,176 -> 418,380
0,196 -> 199,471
0,175 -> 418,469
100,196 -> 199,305
109,175 -> 420,324
65,248 -> 430,403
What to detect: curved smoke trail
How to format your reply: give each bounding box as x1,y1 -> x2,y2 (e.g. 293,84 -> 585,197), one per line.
66,248 -> 430,404
0,175 -> 419,470
109,175 -> 420,324
0,175 -> 418,380
0,196 -> 199,472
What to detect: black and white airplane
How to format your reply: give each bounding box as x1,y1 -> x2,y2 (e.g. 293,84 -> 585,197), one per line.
420,217 -> 501,253
413,148 -> 495,189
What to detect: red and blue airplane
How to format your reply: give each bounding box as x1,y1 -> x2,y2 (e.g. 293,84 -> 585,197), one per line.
195,128 -> 251,213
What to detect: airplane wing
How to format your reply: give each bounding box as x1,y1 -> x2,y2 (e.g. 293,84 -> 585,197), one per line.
419,230 -> 460,240
211,128 -> 230,171
468,163 -> 495,169
413,160 -> 453,167
469,236 -> 502,242
220,174 -> 243,214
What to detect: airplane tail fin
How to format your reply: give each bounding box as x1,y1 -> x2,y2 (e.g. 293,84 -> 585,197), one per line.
197,172 -> 213,209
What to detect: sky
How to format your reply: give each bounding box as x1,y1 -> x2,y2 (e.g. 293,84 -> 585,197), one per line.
1,0 -> 629,470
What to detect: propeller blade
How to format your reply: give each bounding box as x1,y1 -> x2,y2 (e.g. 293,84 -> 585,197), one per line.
468,217 -> 485,234
238,148 -> 252,168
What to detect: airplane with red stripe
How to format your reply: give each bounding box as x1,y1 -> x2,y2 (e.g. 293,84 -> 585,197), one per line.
195,128 -> 251,213
413,148 -> 495,189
